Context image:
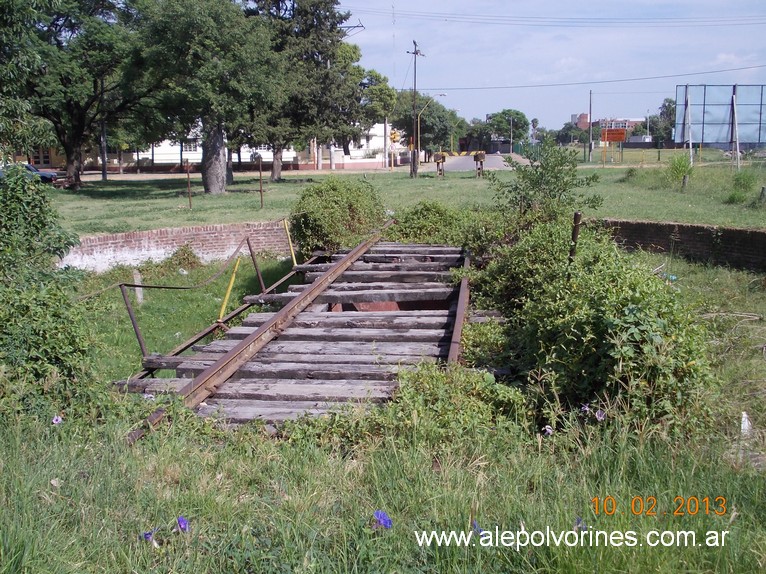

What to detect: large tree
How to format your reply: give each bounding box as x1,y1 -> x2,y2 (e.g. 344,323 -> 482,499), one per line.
487,108 -> 530,147
23,0 -> 151,184
0,0 -> 58,156
139,0 -> 274,194
328,44 -> 395,155
244,0 -> 351,181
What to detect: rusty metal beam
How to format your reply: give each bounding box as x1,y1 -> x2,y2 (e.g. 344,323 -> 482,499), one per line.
447,255 -> 470,363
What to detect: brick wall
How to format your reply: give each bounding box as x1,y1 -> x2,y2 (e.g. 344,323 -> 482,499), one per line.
601,219 -> 766,272
60,220 -> 291,272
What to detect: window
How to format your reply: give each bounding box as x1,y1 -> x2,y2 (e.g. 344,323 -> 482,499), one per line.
182,140 -> 198,152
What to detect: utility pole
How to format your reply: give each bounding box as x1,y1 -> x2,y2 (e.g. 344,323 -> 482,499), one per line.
588,89 -> 593,163
509,116 -> 513,154
407,40 -> 424,178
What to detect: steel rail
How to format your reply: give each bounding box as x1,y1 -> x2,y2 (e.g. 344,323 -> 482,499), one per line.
127,226 -> 389,445
127,255 -> 319,382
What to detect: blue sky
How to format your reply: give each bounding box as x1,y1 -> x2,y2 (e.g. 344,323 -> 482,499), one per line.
337,1 -> 766,130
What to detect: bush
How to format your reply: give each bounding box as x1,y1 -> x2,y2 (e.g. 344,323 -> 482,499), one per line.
0,166 -> 90,412
474,220 -> 715,433
665,153 -> 693,189
490,138 -> 601,218
385,201 -> 505,259
289,177 -> 386,255
282,363 -> 527,447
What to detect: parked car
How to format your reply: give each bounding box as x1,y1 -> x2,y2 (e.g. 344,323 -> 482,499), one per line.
0,163 -> 58,184
24,163 -> 58,184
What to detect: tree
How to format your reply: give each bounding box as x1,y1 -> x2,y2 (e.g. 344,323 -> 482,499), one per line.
655,97 -> 676,144
244,0 -> 351,181
487,109 -> 530,146
390,91 -> 453,157
140,0 -> 274,194
23,0 -> 152,185
491,137 -> 600,217
327,44 -> 396,155
0,0 -> 57,157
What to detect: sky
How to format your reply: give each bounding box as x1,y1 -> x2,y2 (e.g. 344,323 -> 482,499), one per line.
337,1 -> 766,130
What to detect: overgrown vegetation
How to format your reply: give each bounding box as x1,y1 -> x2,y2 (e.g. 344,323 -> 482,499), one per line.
289,177 -> 386,254
490,138 -> 601,218
2,143 -> 766,571
0,166 -> 90,416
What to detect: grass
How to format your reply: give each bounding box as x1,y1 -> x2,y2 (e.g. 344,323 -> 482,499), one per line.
1,415 -> 764,572
4,154 -> 766,571
52,160 -> 766,235
1,248 -> 765,572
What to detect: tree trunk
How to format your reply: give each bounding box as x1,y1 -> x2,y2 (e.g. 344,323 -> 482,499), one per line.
201,121 -> 227,194
343,139 -> 351,155
271,144 -> 284,182
63,143 -> 82,187
226,147 -> 234,186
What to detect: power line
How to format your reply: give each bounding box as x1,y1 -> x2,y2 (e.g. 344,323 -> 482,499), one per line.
340,5 -> 766,28
423,64 -> 766,92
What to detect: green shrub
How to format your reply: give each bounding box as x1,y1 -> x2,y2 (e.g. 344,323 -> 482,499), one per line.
724,190 -> 748,204
282,363 -> 527,447
385,201 -> 505,258
665,153 -> 693,188
490,138 -> 601,218
474,220 -> 715,433
289,177 -> 386,255
0,165 -> 90,412
732,168 -> 758,194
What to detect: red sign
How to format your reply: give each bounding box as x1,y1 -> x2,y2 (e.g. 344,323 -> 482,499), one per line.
601,128 -> 627,142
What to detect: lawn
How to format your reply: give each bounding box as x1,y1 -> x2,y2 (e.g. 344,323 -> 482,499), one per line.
52,160 -> 766,236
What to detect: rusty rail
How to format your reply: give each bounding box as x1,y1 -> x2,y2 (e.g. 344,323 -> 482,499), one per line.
127,225 -> 390,444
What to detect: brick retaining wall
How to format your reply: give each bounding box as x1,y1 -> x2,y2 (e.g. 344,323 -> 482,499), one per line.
601,219 -> 766,272
60,220 -> 290,272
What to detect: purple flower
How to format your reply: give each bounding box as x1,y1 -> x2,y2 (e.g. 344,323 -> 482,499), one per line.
574,516 -> 588,532
471,519 -> 484,534
51,415 -> 63,425
543,425 -> 554,436
373,510 -> 392,529
580,404 -> 590,413
177,516 -> 190,533
595,409 -> 606,422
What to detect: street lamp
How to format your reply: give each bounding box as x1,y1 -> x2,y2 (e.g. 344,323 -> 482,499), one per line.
451,109 -> 460,153
417,93 -> 446,165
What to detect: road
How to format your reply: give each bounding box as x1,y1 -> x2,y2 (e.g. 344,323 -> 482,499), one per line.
418,152 -> 526,174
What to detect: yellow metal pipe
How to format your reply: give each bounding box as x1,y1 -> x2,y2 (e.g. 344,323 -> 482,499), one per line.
283,219 -> 297,267
218,256 -> 241,321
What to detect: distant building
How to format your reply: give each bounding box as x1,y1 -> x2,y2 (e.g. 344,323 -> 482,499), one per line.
599,118 -> 645,130
571,113 -> 591,130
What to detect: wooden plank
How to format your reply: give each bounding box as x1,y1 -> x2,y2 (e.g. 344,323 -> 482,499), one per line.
294,262 -> 455,273
304,270 -> 451,283
333,254 -> 463,264
233,352 -> 436,365
142,352 -> 223,369
286,281 -> 450,293
242,311 -> 453,330
226,326 -> 450,343
253,286 -> 456,305
210,378 -> 396,402
115,378 -> 189,393
193,339 -> 449,356
196,399 -> 355,423
343,245 -> 463,255
176,360 -> 402,380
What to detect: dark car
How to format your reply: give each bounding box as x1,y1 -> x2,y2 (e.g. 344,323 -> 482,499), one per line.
24,163 -> 58,184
